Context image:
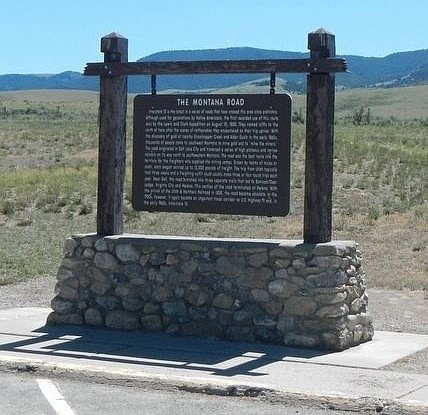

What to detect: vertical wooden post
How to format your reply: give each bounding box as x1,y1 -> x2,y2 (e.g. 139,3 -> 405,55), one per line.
304,29 -> 336,243
97,33 -> 128,235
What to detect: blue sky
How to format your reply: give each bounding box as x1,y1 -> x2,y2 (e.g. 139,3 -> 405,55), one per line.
1,0 -> 427,74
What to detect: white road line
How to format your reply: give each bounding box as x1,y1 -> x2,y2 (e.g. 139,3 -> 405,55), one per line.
36,378 -> 77,415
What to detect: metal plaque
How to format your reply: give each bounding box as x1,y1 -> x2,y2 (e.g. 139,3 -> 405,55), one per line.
132,94 -> 291,216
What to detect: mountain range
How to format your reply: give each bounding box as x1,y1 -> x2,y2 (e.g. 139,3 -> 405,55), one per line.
1,47 -> 427,92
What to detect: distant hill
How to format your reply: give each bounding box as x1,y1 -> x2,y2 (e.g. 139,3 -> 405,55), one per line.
0,71 -> 98,92
1,47 -> 427,92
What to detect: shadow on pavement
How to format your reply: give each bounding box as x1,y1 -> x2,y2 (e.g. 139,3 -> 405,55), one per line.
0,323 -> 329,377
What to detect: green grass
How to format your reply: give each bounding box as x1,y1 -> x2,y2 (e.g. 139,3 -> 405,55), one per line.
335,85 -> 428,120
0,87 -> 427,289
334,122 -> 427,214
0,166 -> 97,215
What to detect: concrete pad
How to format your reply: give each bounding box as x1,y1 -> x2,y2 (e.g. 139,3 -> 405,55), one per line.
1,308 -> 427,370
1,340 -> 427,407
0,333 -> 31,347
281,331 -> 428,369
0,307 -> 427,410
0,307 -> 51,336
0,307 -> 51,321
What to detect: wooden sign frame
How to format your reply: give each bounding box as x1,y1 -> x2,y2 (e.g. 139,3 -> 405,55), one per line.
85,29 -> 345,242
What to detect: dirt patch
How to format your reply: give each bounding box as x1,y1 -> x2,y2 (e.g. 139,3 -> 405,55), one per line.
0,276 -> 56,309
71,148 -> 98,163
368,289 -> 428,334
367,289 -> 428,375
361,212 -> 427,290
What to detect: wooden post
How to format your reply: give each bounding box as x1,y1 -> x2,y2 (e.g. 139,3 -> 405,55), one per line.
97,33 -> 128,235
304,29 -> 336,243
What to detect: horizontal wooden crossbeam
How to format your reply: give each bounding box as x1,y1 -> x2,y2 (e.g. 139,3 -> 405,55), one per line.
84,58 -> 347,76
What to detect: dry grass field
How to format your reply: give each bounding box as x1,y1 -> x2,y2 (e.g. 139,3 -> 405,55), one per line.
0,86 -> 427,290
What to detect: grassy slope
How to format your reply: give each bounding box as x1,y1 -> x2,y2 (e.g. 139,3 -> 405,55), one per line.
335,85 -> 428,119
0,86 -> 427,289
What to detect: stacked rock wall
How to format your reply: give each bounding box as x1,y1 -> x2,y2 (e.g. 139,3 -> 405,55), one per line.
49,234 -> 374,350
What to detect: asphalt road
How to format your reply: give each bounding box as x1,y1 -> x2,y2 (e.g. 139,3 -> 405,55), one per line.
0,371 -> 362,415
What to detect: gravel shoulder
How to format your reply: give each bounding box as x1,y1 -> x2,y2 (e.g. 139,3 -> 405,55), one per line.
0,276 -> 427,374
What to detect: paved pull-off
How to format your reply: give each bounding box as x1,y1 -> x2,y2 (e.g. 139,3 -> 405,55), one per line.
0,307 -> 427,413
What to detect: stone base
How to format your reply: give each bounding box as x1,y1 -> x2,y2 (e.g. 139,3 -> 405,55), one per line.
48,234 -> 374,351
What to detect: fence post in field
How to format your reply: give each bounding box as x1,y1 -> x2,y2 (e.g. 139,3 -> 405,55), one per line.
97,33 -> 128,235
304,29 -> 336,243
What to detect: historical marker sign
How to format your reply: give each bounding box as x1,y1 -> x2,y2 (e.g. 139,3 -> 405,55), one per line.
132,94 -> 291,216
